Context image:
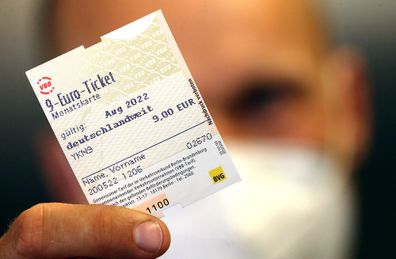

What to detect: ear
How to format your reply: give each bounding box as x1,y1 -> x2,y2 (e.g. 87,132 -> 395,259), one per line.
321,48 -> 372,171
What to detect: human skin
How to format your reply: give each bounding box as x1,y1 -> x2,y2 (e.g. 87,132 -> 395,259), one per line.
0,0 -> 371,258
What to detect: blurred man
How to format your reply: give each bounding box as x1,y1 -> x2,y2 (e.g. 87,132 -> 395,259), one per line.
0,0 -> 371,258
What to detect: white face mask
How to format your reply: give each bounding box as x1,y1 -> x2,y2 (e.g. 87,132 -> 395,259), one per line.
162,141 -> 355,259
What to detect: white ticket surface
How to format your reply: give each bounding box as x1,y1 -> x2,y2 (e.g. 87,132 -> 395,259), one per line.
26,10 -> 240,217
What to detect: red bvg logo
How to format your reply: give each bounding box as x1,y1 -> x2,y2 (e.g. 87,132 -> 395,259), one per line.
37,76 -> 54,95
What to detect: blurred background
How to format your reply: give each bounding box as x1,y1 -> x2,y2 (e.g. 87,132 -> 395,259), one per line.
0,0 -> 395,258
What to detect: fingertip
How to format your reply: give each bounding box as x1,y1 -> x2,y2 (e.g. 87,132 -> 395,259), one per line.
133,217 -> 170,257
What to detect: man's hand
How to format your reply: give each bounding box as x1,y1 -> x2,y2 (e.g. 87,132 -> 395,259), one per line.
0,203 -> 170,258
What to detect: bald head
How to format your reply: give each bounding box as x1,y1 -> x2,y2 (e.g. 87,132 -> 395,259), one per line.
51,0 -> 330,57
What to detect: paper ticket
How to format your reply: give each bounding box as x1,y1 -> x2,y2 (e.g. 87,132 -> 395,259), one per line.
26,10 -> 240,217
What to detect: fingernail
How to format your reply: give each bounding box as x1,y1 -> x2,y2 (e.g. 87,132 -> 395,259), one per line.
134,221 -> 163,253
